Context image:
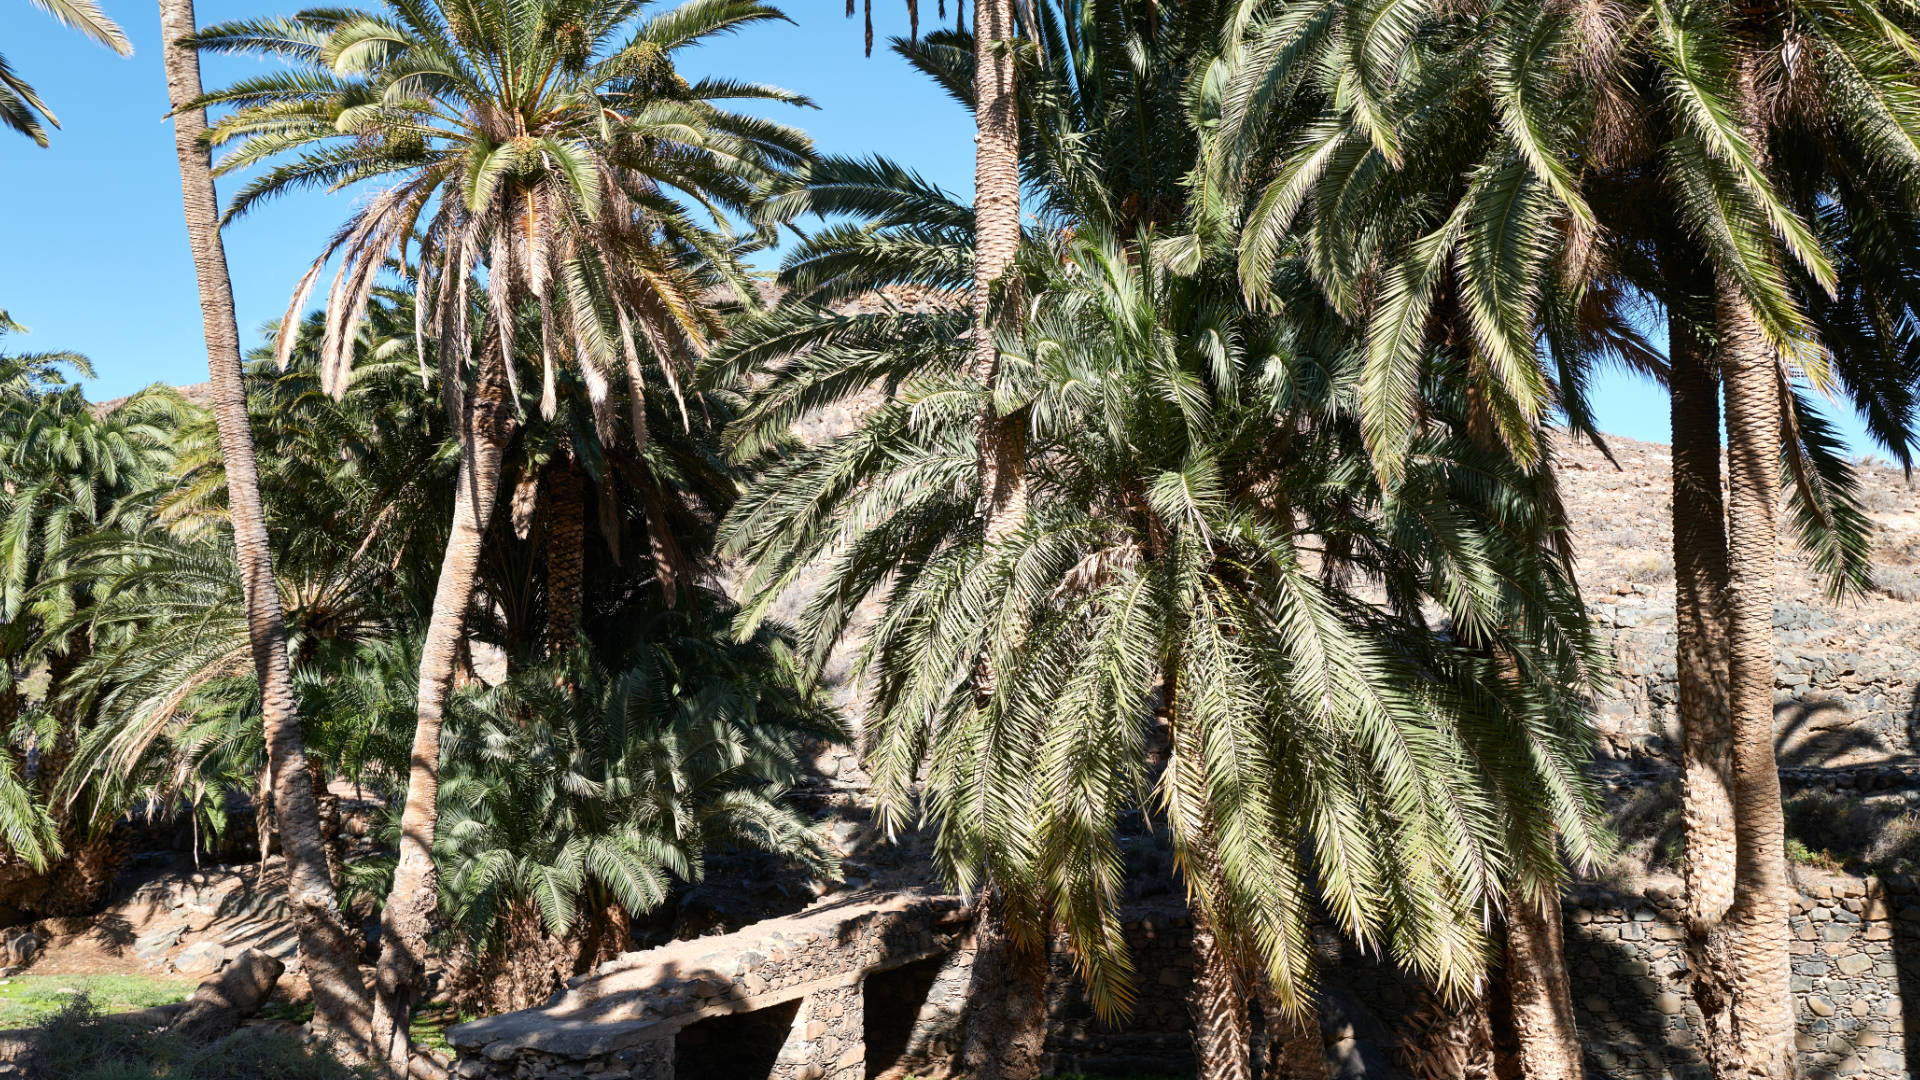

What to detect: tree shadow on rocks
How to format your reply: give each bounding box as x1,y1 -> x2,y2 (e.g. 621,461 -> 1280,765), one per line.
1894,683 -> 1920,1074
1907,682 -> 1920,765
1777,700 -> 1888,769
1561,891 -> 1706,1080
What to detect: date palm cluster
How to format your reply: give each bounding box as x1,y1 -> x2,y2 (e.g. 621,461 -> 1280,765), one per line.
4,0 -> 1920,1077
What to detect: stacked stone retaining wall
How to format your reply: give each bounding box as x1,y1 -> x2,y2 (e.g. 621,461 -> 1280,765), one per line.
1592,597 -> 1917,768
1566,874 -> 1920,1080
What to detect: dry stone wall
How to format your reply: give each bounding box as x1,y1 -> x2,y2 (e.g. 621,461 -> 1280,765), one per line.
1565,875 -> 1920,1080
1552,435 -> 1920,770
1592,597 -> 1919,768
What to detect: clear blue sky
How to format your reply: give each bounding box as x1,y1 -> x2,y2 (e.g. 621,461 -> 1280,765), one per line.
0,0 -> 1884,457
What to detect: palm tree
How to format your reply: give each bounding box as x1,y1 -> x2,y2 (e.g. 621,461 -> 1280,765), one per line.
2,0 -> 130,145
0,316 -> 90,393
187,0 -> 811,1059
0,374 -> 186,919
830,0 -> 1038,1070
818,2 -> 1244,1069
429,606 -> 839,1012
495,340 -> 742,667
957,0 -> 1040,1065
2,385 -> 184,628
0,336 -> 179,921
1205,1 -> 1920,1072
157,0 -> 372,1042
722,210 -> 1609,1077
722,13 -> 1610,1066
46,318 -> 458,884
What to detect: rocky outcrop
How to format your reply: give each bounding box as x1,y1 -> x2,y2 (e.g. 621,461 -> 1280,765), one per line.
169,947 -> 286,1043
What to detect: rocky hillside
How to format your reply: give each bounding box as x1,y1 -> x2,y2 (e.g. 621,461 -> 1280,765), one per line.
1557,433 -> 1920,770
93,381 -> 215,415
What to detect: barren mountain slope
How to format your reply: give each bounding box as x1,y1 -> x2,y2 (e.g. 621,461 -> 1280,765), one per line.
1557,432 -> 1920,768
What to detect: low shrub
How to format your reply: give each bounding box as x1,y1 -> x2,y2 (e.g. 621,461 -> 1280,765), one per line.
1622,553 -> 1675,585
1783,791 -> 1920,876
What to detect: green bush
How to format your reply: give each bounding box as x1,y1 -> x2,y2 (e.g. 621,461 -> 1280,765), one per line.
21,996 -> 369,1080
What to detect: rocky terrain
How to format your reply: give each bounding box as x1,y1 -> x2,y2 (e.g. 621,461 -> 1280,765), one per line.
1558,432 -> 1920,769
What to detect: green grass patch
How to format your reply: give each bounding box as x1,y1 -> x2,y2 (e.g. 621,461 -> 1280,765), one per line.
0,975 -> 195,1027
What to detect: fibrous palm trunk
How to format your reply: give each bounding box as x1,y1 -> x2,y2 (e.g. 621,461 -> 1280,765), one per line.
1402,992 -> 1498,1080
1162,663 -> 1251,1080
1696,50 -> 1795,1080
1669,296 -> 1740,1052
1189,894 -> 1253,1080
970,0 -> 1026,548
370,348 -> 516,1071
1500,889 -> 1582,1080
158,0 -> 370,1046
1711,276 -> 1794,1078
959,884 -> 1051,1080
957,0 -> 1047,1074
542,452 -> 586,658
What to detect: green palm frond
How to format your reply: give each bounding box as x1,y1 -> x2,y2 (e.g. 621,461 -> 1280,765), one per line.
724,184 -> 1605,1017
3,0 -> 131,145
434,607 -> 841,956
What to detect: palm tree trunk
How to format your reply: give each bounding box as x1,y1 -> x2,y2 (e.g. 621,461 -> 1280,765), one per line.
369,347 -> 515,1071
572,895 -> 628,977
970,0 -> 1026,544
542,452 -> 585,657
1669,297 -> 1741,1053
1699,52 -> 1795,1080
1403,992 -> 1498,1080
1710,271 -> 1795,1079
958,884 -> 1051,1080
1500,889 -> 1582,1080
956,2 -> 1047,1076
1163,664 -> 1251,1080
1189,900 -> 1253,1080
157,0 -> 370,1046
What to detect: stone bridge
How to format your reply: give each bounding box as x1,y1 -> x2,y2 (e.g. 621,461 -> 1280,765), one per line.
447,890 -> 1197,1080
448,892 -> 977,1080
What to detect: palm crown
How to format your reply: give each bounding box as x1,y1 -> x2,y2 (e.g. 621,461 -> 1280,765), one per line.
190,0 -> 812,427
1203,0 -> 1920,586
716,2 -> 1608,1019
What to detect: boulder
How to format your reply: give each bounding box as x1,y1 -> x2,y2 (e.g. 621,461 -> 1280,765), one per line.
174,941 -> 227,977
3,933 -> 39,969
133,925 -> 184,963
168,947 -> 285,1044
